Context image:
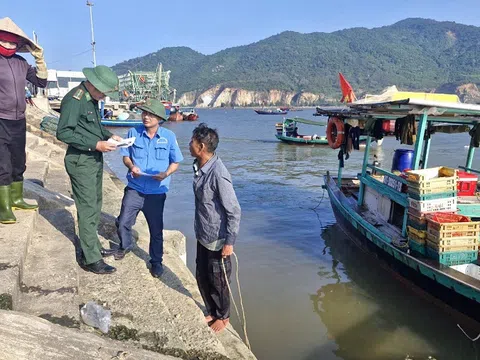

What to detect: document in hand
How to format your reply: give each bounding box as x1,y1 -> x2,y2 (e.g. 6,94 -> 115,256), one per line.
107,137 -> 136,148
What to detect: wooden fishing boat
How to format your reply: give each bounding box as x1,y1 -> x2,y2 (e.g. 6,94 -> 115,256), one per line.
275,117 -> 369,145
182,108 -> 199,121
255,108 -> 288,115
168,110 -> 183,122
321,98 -> 480,329
101,119 -> 143,127
275,117 -> 329,144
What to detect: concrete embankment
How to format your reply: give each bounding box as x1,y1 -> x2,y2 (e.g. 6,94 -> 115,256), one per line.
0,104 -> 256,360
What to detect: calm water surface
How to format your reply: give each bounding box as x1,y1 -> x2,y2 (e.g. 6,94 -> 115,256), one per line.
105,109 -> 480,360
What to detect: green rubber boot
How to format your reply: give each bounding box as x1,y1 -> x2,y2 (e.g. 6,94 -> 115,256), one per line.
0,185 -> 16,224
11,181 -> 38,211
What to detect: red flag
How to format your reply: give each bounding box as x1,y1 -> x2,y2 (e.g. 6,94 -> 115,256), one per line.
339,73 -> 357,103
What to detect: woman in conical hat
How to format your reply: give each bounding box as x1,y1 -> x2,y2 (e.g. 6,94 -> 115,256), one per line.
0,17 -> 48,224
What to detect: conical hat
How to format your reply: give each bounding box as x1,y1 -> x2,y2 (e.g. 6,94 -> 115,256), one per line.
0,17 -> 39,53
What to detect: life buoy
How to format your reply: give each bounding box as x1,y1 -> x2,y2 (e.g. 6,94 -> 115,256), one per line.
139,76 -> 145,83
123,90 -> 129,97
326,117 -> 345,149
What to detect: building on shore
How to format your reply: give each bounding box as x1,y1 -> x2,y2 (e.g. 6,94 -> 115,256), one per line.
46,70 -> 85,100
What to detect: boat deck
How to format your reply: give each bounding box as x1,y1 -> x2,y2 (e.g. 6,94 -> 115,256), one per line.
336,177 -> 480,280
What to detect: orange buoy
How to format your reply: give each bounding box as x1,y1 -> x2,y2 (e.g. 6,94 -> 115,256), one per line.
123,90 -> 129,97
326,117 -> 345,149
139,76 -> 145,83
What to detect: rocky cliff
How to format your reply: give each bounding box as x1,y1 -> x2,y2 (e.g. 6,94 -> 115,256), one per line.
178,83 -> 480,107
177,86 -> 332,107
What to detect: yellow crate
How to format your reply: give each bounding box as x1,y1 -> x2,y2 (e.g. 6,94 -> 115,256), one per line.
426,240 -> 478,253
407,226 -> 427,239
408,231 -> 426,244
406,167 -> 457,191
407,183 -> 457,195
406,167 -> 456,182
426,234 -> 479,247
427,220 -> 480,233
427,226 -> 479,239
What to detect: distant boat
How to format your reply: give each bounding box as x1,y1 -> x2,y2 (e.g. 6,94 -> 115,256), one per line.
168,106 -> 184,121
101,119 -> 143,127
275,117 -> 329,144
275,117 -> 367,145
183,108 -> 199,121
255,108 -> 288,115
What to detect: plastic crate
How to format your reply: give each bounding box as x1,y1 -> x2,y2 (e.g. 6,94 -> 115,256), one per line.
407,207 -> 454,219
426,213 -> 479,237
425,247 -> 478,266
457,171 -> 478,197
407,231 -> 426,244
427,226 -> 479,239
406,167 -> 457,183
409,238 -> 426,255
407,218 -> 427,231
407,183 -> 457,195
408,190 -> 457,201
426,213 -> 472,228
407,226 -> 427,239
408,211 -> 427,228
426,240 -> 478,253
408,197 -> 457,213
426,233 -> 478,247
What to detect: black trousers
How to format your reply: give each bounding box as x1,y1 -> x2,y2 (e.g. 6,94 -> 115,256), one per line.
196,241 -> 232,320
0,118 -> 26,186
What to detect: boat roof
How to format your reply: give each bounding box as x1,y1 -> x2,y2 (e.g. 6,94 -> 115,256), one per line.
317,98 -> 480,124
285,117 -> 327,126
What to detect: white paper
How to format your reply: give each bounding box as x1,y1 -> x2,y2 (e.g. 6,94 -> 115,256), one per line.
139,172 -> 156,177
108,137 -> 136,148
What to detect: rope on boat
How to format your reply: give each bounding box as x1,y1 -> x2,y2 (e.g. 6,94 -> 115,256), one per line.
222,253 -> 251,350
457,324 -> 480,341
310,187 -> 326,210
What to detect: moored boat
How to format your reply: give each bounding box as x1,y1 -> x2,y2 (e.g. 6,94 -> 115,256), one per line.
275,117 -> 329,145
322,97 -> 480,328
101,119 -> 143,127
182,108 -> 199,121
255,108 -> 288,115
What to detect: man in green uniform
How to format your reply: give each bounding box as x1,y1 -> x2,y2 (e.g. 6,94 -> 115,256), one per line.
56,65 -> 122,274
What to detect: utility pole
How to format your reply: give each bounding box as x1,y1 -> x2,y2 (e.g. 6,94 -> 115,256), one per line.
86,1 -> 96,66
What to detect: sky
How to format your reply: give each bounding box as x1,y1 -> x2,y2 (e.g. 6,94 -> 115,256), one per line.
4,0 -> 480,70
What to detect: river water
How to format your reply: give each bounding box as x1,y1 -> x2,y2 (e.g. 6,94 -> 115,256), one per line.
105,109 -> 480,360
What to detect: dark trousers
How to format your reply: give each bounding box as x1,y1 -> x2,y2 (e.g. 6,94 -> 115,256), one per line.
65,149 -> 104,265
196,242 -> 232,320
0,118 -> 26,186
116,187 -> 166,265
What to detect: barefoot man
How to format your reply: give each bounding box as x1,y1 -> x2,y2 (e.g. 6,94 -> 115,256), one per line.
189,123 -> 241,333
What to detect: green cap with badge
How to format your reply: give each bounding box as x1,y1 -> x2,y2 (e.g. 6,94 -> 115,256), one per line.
82,65 -> 120,100
137,99 -> 167,121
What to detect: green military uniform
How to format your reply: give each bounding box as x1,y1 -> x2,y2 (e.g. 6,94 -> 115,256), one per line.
57,82 -> 113,265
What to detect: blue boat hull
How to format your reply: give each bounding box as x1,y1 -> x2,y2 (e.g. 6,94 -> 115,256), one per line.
324,175 -> 480,328
101,120 -> 143,127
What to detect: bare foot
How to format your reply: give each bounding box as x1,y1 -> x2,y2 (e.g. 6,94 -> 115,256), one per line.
210,318 -> 229,333
205,315 -> 215,323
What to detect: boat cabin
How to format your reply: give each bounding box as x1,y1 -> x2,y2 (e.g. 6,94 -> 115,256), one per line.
320,98 -> 480,326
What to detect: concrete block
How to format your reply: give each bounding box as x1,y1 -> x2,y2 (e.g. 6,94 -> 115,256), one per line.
17,210 -> 79,323
0,209 -> 37,309
0,310 -> 180,360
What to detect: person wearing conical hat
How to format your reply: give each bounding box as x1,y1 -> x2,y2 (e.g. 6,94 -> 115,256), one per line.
0,17 -> 48,224
56,65 -> 124,275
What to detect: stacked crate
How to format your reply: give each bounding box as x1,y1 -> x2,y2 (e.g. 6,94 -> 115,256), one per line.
406,167 -> 458,256
425,213 -> 479,265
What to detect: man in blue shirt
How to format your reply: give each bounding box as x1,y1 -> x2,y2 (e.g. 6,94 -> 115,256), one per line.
115,99 -> 183,277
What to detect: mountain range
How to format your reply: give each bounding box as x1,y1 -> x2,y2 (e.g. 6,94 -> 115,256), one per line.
111,18 -> 480,106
